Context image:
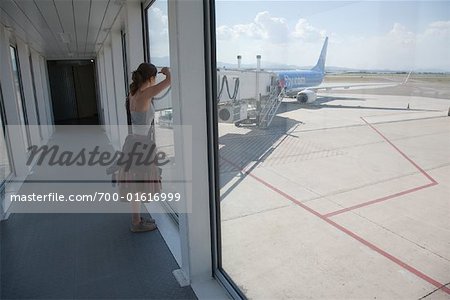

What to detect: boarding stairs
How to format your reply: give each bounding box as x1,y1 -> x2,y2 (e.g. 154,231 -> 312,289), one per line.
257,87 -> 285,128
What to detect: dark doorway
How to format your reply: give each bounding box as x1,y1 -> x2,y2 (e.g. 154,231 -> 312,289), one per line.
47,60 -> 99,125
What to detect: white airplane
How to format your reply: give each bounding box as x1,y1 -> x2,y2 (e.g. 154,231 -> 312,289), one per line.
274,37 -> 411,103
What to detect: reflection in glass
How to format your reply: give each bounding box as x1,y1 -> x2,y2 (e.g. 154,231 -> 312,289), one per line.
29,54 -> 43,140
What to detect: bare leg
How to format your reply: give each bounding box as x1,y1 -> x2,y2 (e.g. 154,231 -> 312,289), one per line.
131,200 -> 141,225
129,200 -> 156,232
121,174 -> 156,232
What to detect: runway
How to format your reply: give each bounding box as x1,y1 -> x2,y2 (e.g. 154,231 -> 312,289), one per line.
218,79 -> 450,299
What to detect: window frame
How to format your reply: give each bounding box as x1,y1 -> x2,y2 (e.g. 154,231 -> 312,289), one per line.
142,0 -> 153,63
0,83 -> 15,190
143,0 -> 163,65
9,44 -> 32,149
143,0 -> 180,225
203,0 -> 247,298
121,30 -> 130,96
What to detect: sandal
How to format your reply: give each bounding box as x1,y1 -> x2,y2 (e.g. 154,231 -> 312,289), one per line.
130,220 -> 157,233
141,216 -> 156,224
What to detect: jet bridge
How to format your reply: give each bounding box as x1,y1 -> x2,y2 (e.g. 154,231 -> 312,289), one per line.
217,66 -> 284,128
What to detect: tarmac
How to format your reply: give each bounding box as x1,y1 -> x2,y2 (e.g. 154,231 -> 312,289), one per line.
218,84 -> 450,299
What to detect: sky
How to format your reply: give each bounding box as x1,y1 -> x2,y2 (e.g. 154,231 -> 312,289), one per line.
147,0 -> 170,61
146,1 -> 450,71
214,1 -> 450,71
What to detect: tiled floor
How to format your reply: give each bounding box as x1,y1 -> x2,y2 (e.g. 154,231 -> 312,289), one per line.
1,213 -> 196,299
1,126 -> 196,299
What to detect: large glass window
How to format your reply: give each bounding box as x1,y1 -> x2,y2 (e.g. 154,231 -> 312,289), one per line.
213,1 -> 450,299
146,0 -> 170,66
0,84 -> 13,186
10,45 -> 32,149
145,0 -> 178,221
100,53 -> 111,128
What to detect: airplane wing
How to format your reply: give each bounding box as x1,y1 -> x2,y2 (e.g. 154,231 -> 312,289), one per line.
286,72 -> 412,103
308,72 -> 411,92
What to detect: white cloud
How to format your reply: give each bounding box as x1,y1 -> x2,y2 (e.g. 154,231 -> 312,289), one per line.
254,11 -> 290,43
326,21 -> 450,71
148,7 -> 168,38
414,21 -> 450,71
217,25 -> 236,40
422,20 -> 450,37
217,12 -> 327,44
291,18 -> 327,42
387,23 -> 415,45
233,22 -> 265,39
147,7 -> 169,58
216,11 -> 450,71
216,11 -> 289,43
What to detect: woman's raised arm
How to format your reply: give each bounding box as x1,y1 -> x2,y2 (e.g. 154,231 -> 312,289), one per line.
142,67 -> 171,100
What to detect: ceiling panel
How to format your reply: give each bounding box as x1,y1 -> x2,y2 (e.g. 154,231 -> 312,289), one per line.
13,0 -> 63,55
0,0 -> 42,39
84,0 -> 109,56
34,0 -> 70,55
73,0 -> 91,56
0,0 -> 46,52
1,0 -> 124,59
0,8 -> 31,47
53,0 -> 77,54
95,0 -> 123,51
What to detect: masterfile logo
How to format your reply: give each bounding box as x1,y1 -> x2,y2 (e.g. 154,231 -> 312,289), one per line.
4,125 -> 192,214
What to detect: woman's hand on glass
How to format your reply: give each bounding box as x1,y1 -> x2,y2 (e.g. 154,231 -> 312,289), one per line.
159,67 -> 170,77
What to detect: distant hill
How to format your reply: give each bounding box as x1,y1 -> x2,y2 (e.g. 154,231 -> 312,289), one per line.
216,61 -> 301,70
150,56 -> 449,74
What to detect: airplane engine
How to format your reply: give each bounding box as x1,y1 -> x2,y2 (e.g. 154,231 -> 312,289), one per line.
296,90 -> 317,103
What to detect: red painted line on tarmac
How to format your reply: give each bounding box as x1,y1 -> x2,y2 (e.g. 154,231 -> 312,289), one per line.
323,117 -> 439,217
219,156 -> 450,295
324,182 -> 438,218
360,117 -> 437,184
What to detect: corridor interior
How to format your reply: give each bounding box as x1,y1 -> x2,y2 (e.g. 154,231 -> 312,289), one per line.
0,126 -> 196,299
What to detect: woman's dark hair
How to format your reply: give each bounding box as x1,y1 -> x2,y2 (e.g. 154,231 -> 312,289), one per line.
129,63 -> 158,96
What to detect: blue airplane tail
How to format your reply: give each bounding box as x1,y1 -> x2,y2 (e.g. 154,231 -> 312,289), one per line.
311,37 -> 328,73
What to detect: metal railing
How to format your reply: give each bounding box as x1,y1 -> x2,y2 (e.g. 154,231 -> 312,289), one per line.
258,87 -> 284,128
